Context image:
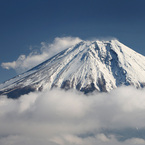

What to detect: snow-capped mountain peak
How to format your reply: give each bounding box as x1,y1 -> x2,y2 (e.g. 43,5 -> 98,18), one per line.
1,39 -> 145,98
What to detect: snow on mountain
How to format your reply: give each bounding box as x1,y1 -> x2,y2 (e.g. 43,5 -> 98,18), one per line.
1,39 -> 145,98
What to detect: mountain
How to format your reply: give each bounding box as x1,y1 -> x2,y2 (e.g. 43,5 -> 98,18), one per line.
1,39 -> 145,98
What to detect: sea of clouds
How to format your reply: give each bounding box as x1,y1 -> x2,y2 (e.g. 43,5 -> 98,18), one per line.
1,86 -> 145,145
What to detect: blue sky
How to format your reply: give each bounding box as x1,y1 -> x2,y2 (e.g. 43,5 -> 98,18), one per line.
0,0 -> 145,83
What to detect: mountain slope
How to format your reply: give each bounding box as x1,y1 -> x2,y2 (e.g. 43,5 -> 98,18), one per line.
1,39 -> 145,98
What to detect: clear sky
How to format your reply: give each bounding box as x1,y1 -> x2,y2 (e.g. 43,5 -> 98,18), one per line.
0,0 -> 145,83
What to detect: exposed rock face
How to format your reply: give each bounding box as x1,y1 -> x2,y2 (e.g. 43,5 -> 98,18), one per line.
1,39 -> 145,98
0,86 -> 35,99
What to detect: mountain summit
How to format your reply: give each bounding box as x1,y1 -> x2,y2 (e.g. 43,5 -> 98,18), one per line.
1,39 -> 145,98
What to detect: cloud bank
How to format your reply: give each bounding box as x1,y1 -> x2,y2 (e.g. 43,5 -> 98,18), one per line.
1,37 -> 82,73
1,86 -> 145,145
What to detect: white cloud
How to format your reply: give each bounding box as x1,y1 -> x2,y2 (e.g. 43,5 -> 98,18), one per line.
1,37 -> 82,73
125,138 -> 145,145
1,87 -> 145,144
86,36 -> 118,42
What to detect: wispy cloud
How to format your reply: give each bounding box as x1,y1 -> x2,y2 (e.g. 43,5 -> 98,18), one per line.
1,37 -> 82,74
0,86 -> 145,145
